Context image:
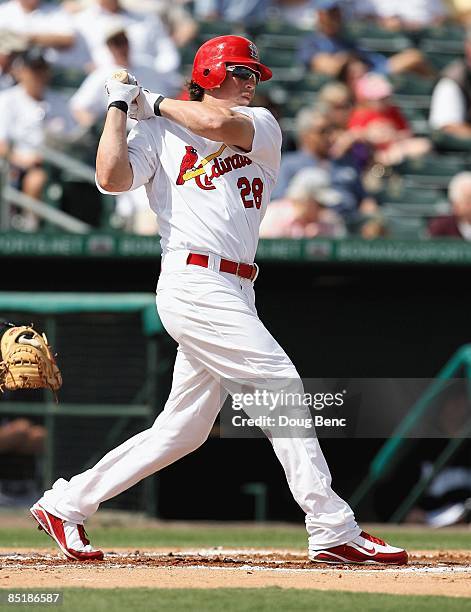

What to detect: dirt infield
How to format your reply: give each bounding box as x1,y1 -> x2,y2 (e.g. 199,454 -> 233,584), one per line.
1,548 -> 470,596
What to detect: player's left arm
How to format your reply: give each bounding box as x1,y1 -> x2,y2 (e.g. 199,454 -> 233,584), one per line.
158,99 -> 255,150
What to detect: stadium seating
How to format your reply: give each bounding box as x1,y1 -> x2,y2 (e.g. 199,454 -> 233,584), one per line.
378,184 -> 445,207
125,16 -> 470,238
383,215 -> 428,239
345,23 -> 413,54
5,15 -> 471,239
394,155 -> 468,189
432,131 -> 471,153
419,24 -> 465,67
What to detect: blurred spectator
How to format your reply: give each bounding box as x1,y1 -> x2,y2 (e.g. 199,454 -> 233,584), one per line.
102,0 -> 199,49
428,171 -> 471,239
0,48 -> 77,231
101,0 -> 199,49
266,0 -> 318,29
350,0 -> 449,30
446,0 -> 471,25
261,167 -> 347,238
317,80 -> 372,169
404,391 -> 471,527
0,418 -> 45,455
297,0 -> 434,82
318,81 -> 352,129
272,107 -> 375,216
70,27 -> 180,127
112,189 -> 159,235
0,30 -> 28,91
150,0 -> 198,49
70,26 -> 164,235
0,418 -> 46,508
348,72 -> 431,165
72,24 -> 163,235
359,215 -> 389,238
376,388 -> 470,525
194,0 -> 269,23
429,29 -> 471,139
0,416 -> 45,507
73,0 -> 180,75
0,0 -> 90,69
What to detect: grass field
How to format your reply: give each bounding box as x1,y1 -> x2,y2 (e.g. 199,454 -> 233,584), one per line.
2,523 -> 470,551
1,520 -> 470,611
1,588 -> 470,612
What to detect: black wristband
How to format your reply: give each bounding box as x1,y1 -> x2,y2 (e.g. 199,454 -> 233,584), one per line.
153,95 -> 165,117
108,100 -> 128,114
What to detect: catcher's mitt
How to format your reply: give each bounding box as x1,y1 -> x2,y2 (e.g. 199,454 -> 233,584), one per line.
0,325 -> 62,397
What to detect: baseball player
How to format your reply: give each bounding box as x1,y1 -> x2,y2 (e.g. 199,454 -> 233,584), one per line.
30,36 -> 407,565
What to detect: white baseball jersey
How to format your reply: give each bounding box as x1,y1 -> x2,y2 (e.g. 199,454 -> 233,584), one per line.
97,106 -> 282,263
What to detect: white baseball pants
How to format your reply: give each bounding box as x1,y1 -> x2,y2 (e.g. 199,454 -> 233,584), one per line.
39,251 -> 360,549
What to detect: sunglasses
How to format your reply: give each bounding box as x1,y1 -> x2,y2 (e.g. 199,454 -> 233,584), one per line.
226,65 -> 261,84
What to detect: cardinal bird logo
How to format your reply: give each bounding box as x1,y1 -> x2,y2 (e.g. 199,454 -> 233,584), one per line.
176,146 -> 198,185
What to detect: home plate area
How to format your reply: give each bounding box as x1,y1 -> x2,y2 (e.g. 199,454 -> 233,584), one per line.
1,548 -> 471,596
2,548 -> 471,569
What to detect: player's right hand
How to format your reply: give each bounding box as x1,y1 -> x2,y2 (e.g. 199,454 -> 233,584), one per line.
105,72 -> 140,107
128,89 -> 163,121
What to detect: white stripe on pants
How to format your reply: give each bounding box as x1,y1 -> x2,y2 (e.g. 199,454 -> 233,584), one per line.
39,253 -> 360,549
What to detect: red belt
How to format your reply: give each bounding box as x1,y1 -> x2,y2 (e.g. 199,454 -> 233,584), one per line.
186,253 -> 258,281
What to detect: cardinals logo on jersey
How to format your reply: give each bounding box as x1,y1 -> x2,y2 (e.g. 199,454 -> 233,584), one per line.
176,146 -> 198,185
176,144 -> 252,190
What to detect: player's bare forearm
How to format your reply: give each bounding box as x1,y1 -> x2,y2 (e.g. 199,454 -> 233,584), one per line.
159,99 -> 254,150
96,108 -> 133,192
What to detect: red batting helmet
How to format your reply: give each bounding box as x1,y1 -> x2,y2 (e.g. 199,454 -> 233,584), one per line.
191,35 -> 272,89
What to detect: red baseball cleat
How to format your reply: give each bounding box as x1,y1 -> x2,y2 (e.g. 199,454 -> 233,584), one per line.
309,531 -> 408,565
30,502 -> 104,561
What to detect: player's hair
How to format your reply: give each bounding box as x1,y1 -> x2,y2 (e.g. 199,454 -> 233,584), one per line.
187,80 -> 204,102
